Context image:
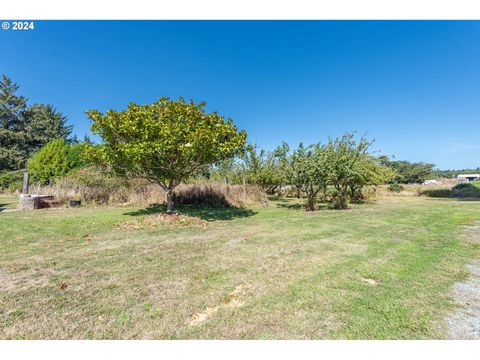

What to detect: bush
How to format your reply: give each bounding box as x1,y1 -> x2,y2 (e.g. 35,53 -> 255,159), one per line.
28,139 -> 85,184
65,166 -> 130,203
67,143 -> 86,169
388,183 -> 404,193
421,188 -> 452,198
173,185 -> 231,207
451,182 -> 480,198
0,169 -> 25,192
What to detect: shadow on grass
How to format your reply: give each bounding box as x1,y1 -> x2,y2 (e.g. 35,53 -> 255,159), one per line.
0,203 -> 13,212
275,202 -> 331,211
267,195 -> 290,203
124,204 -> 257,221
276,202 -> 304,210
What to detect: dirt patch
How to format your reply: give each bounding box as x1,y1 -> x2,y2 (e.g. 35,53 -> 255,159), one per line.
188,306 -> 218,326
223,284 -> 250,307
188,283 -> 250,326
446,262 -> 480,339
115,213 -> 207,230
361,277 -> 380,286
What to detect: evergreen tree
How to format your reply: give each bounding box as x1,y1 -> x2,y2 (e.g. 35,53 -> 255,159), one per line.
0,75 -> 72,170
83,134 -> 93,144
22,103 -> 72,154
0,75 -> 28,170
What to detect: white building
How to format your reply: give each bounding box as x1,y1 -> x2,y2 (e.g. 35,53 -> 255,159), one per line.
457,174 -> 480,183
423,179 -> 439,185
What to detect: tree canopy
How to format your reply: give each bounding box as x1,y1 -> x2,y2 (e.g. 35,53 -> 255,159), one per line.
85,97 -> 247,212
0,75 -> 72,171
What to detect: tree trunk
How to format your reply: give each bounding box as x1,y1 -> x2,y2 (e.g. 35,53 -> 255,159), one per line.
306,193 -> 316,211
166,188 -> 174,213
335,186 -> 349,209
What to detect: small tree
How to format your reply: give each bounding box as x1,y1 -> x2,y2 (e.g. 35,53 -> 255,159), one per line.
288,143 -> 328,211
347,155 -> 395,202
85,97 -> 247,213
324,133 -> 374,209
242,143 -> 289,195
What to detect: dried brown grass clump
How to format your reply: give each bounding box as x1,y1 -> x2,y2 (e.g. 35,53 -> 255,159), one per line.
115,213 -> 207,230
173,183 -> 267,208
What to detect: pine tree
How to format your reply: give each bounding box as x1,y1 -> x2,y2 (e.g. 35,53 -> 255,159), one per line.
0,75 -> 72,170
0,75 -> 28,170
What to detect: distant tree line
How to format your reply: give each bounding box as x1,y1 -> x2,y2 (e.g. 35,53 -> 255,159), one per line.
434,168 -> 480,179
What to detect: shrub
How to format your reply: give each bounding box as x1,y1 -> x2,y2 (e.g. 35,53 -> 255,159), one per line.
421,189 -> 452,198
173,185 -> 231,207
65,166 -> 130,203
451,182 -> 480,198
388,183 -> 404,193
28,139 -> 84,184
0,169 -> 25,192
67,143 -> 86,169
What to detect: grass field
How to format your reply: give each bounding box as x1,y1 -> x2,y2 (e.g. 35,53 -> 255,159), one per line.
1,194 -> 479,339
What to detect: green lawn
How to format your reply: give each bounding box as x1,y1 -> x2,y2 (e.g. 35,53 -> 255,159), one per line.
1,195 -> 479,339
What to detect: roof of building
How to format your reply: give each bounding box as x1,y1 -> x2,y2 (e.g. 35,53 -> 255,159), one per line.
457,174 -> 480,178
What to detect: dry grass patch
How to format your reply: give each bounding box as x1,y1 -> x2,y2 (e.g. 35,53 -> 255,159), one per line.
115,213 -> 207,230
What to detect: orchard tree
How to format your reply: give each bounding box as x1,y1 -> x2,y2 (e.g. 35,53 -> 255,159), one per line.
347,155 -> 395,202
288,143 -> 329,211
324,133 -> 376,209
85,97 -> 247,213
243,143 -> 289,195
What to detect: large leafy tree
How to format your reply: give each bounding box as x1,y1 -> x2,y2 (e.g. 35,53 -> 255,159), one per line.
0,75 -> 72,170
85,97 -> 247,213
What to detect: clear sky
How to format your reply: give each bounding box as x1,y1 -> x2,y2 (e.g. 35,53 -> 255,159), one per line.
1,21 -> 479,169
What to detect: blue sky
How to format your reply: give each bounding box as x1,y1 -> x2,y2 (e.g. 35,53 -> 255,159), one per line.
1,21 -> 479,169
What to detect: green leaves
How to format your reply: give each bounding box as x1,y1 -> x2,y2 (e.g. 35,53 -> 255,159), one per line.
0,75 -> 72,171
28,139 -> 84,184
379,157 -> 436,184
85,97 -> 247,193
287,133 -> 393,210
